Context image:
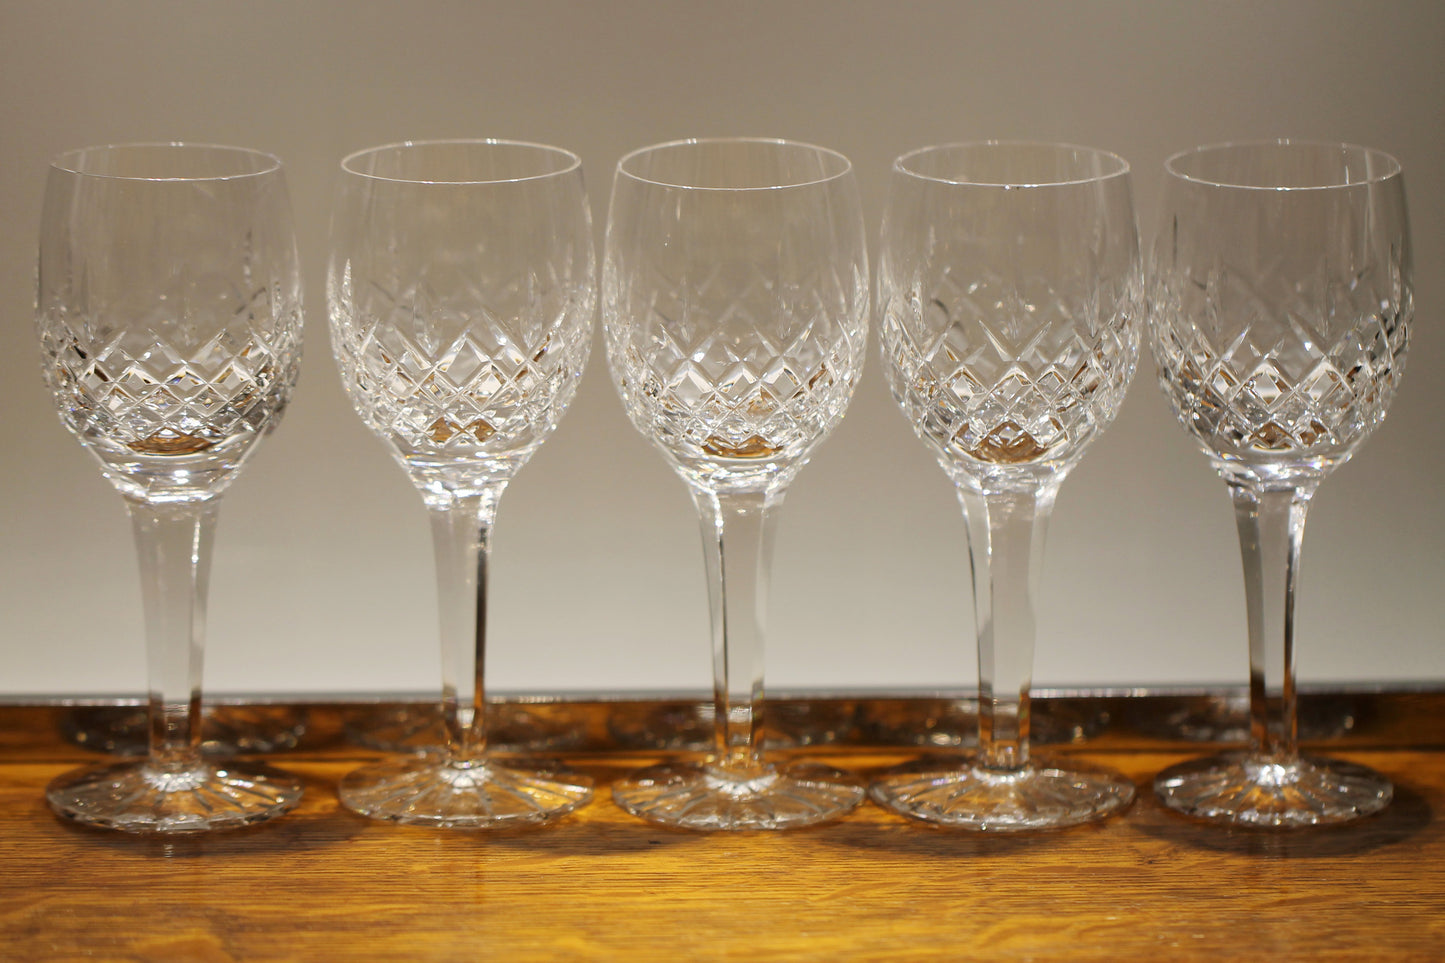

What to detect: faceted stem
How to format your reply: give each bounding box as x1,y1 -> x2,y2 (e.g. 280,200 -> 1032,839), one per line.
957,483 -> 1058,772
427,484 -> 507,765
1229,480 -> 1316,762
693,487 -> 780,773
128,498 -> 219,773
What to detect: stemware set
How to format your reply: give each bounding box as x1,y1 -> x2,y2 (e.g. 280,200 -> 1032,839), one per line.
32,137 -> 1412,835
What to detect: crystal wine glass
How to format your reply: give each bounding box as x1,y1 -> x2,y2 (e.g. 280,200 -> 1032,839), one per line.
327,139 -> 595,827
36,143 -> 305,832
602,137 -> 869,830
872,142 -> 1140,830
1148,141 -> 1411,827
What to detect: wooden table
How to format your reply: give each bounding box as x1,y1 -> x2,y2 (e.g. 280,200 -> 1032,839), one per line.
2,692 -> 1442,961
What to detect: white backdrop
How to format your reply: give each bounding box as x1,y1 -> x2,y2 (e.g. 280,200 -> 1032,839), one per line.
1,0 -> 1441,697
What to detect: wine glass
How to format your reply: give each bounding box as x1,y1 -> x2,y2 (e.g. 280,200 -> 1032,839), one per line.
36,143 -> 305,832
1148,141 -> 1411,827
871,142 -> 1140,830
327,140 -> 595,828
602,137 -> 869,830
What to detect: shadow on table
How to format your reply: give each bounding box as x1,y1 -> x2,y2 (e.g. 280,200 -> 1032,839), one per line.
1127,779 -> 1432,859
813,813 -> 1089,860
478,816 -> 703,856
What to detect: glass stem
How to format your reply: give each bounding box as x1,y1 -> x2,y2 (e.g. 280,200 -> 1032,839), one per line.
957,483 -> 1058,773
128,498 -> 219,773
693,487 -> 779,774
427,483 -> 507,766
1229,480 -> 1316,762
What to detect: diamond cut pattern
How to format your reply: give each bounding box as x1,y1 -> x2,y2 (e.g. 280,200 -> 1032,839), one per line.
39,285 -> 300,459
882,265 -> 1138,468
330,272 -> 592,457
606,252 -> 867,473
1151,255 -> 1408,460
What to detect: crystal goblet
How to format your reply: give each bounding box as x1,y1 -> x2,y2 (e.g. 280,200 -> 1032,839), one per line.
327,140 -> 595,828
36,143 -> 305,832
1148,141 -> 1410,827
871,142 -> 1140,830
602,138 -> 870,830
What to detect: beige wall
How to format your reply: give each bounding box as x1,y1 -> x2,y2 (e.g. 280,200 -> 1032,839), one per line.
1,0 -> 1441,696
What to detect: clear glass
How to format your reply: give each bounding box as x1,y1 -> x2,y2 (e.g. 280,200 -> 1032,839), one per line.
872,142 -> 1140,830
327,139 -> 595,828
36,143 -> 304,832
1148,140 -> 1411,827
602,137 -> 869,830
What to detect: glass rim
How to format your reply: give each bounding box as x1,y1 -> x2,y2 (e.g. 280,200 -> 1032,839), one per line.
614,136 -> 854,191
1163,139 -> 1403,191
48,142 -> 284,182
892,140 -> 1131,188
339,138 -> 583,185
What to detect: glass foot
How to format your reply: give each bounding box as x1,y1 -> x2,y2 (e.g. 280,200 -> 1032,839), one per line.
46,759 -> 302,833
612,760 -> 863,832
1153,750 -> 1392,828
338,756 -> 592,829
869,755 -> 1135,831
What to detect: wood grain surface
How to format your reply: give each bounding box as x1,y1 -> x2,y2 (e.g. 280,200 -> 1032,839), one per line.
1,695 -> 1442,961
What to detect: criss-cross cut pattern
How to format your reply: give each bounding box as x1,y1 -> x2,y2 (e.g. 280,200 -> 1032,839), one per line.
1151,256 -> 1409,462
331,268 -> 590,460
40,280 -> 300,459
882,266 -> 1137,470
607,256 -> 865,477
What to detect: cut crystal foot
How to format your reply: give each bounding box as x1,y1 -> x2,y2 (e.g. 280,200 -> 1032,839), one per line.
1154,750 -> 1392,828
46,759 -> 302,833
869,755 -> 1135,831
612,760 -> 863,831
338,756 -> 592,829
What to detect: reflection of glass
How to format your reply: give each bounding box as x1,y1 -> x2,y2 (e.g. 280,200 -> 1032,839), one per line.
327,140 -> 595,828
1148,141 -> 1410,827
603,138 -> 870,830
37,144 -> 305,833
63,705 -> 308,756
344,702 -> 584,755
871,143 -> 1140,831
1129,692 -> 1360,745
606,699 -> 860,752
860,697 -> 1109,749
